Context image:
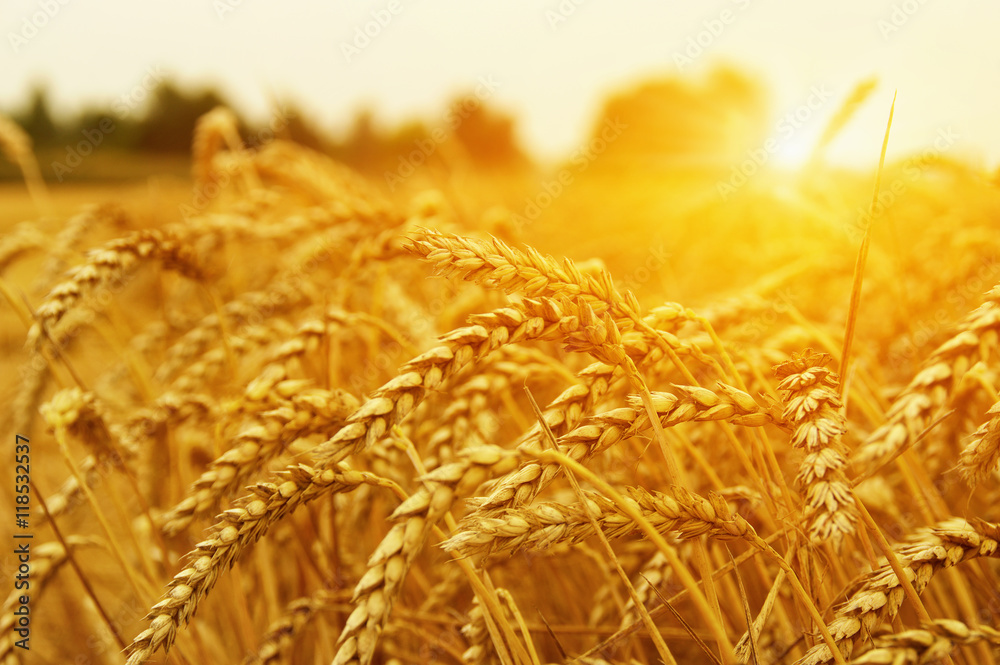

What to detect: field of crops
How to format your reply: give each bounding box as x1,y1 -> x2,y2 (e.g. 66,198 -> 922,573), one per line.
3,98 -> 1000,665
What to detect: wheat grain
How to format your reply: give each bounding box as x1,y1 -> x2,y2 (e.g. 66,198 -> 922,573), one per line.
957,399 -> 1000,486
795,518 -> 1000,665
774,350 -> 857,546
332,446 -> 518,665
855,285 -> 1000,468
849,619 -> 1000,664
124,464 -> 398,664
444,485 -> 756,559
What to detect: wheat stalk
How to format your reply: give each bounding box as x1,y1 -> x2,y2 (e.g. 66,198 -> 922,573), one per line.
855,285 -> 1000,468
957,398 -> 1000,486
444,485 -> 756,559
27,229 -> 203,350
849,619 -> 1000,664
124,464 -> 398,664
795,518 -> 1000,665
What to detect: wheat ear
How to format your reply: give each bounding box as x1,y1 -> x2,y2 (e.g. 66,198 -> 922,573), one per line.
795,518 -> 1000,665
956,399 -> 1000,486
443,485 -> 756,559
849,619 -> 1000,664
774,350 -> 857,546
855,285 -> 1000,468
127,299 -> 579,662
0,113 -> 51,216
27,230 -> 202,350
124,465 -> 396,664
332,446 -> 517,665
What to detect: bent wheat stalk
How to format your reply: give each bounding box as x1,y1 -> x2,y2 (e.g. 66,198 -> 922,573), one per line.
124,465 -> 398,664
443,485 -> 756,559
855,284 -> 1000,468
957,399 -> 1000,486
795,518 -> 1000,665
849,619 -> 1000,664
127,299 -> 580,662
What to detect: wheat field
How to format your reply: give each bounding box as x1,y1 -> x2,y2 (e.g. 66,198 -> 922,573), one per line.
2,101 -> 1000,665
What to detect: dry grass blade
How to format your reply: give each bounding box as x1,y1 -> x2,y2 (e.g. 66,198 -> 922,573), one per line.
646,575 -> 724,665
795,518 -> 1000,665
524,386 -> 684,665
840,91 -> 895,387
726,547 -> 759,665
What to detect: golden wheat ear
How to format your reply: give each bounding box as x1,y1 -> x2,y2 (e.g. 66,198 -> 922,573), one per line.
0,113 -> 51,216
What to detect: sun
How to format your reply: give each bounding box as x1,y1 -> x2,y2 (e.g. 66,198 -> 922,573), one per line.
769,130 -> 820,169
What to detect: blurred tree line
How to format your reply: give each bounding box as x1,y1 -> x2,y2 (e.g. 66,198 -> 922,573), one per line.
4,78 -> 533,179
4,66 -> 773,183
13,81 -> 230,155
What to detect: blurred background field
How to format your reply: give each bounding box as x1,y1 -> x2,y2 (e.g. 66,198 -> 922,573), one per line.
5,60 -> 999,362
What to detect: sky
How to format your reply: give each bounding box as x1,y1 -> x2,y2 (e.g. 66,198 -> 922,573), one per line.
2,0 -> 999,169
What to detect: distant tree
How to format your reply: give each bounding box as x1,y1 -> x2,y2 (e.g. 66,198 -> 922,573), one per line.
585,65 -> 769,168
337,109 -> 383,168
67,107 -> 142,151
382,120 -> 432,165
448,100 -> 530,169
136,80 -> 235,153
326,100 -> 532,174
14,85 -> 57,147
272,101 -> 330,153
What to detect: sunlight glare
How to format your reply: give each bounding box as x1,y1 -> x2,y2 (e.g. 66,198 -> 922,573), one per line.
769,130 -> 819,169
